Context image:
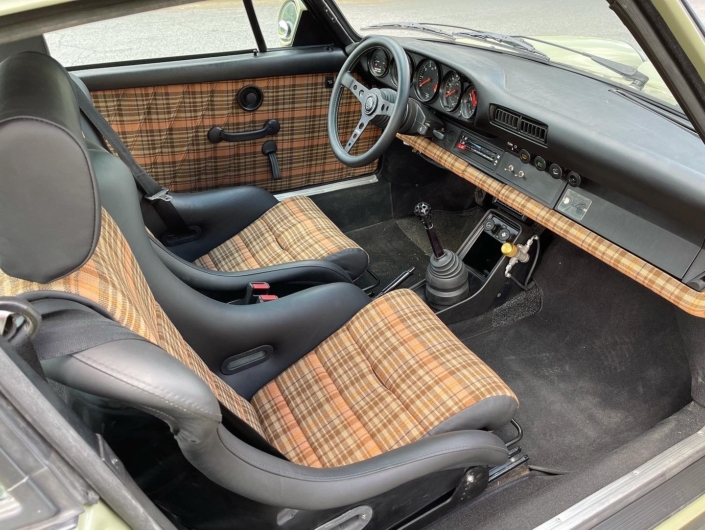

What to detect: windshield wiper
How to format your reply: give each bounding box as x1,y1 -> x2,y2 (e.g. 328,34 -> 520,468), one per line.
362,22 -> 549,60
520,36 -> 649,90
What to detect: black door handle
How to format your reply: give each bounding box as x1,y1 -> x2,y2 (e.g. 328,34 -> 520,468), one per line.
208,119 -> 280,144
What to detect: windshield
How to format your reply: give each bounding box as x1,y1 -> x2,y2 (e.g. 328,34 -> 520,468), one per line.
337,0 -> 705,109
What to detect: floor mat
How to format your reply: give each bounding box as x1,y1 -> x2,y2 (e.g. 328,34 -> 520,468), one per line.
465,237 -> 692,472
397,208 -> 485,254
346,220 -> 430,289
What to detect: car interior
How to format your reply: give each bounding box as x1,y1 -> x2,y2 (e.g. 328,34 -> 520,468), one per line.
1,1 -> 705,529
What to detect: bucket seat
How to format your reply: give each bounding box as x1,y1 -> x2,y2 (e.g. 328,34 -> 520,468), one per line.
0,52 -> 517,512
70,74 -> 369,293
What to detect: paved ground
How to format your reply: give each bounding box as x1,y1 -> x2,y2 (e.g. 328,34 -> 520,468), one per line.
45,0 -> 705,67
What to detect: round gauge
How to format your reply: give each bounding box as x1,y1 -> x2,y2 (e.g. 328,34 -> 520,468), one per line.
390,53 -> 414,87
415,59 -> 440,102
368,48 -> 389,78
460,85 -> 478,120
440,71 -> 462,111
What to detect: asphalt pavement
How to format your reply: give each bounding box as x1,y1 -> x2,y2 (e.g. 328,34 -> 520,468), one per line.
44,0 -> 705,67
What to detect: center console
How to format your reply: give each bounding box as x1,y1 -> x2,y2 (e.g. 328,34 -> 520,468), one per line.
412,208 -> 534,324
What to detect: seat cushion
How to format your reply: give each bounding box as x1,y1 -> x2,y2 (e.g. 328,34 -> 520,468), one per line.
193,195 -> 369,280
251,289 -> 517,468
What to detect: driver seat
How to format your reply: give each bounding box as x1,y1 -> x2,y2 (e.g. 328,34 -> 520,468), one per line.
70,74 -> 370,287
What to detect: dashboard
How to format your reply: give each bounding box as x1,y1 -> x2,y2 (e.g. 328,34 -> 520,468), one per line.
356,37 -> 705,291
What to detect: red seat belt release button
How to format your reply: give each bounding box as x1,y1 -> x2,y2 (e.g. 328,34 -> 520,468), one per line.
256,294 -> 278,303
245,282 -> 270,304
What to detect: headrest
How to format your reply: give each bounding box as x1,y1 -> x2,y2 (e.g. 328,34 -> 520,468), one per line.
0,52 -> 100,283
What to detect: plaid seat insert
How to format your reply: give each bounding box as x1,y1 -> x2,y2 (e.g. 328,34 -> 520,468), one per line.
251,289 -> 517,468
193,195 -> 368,278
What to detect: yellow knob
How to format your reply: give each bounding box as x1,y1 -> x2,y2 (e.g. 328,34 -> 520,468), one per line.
501,243 -> 518,257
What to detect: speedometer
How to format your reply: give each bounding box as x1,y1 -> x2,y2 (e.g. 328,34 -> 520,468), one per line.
368,48 -> 389,78
440,71 -> 462,111
415,59 -> 439,102
460,85 -> 478,120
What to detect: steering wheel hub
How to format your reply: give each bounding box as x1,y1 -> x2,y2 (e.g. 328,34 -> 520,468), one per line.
364,94 -> 378,114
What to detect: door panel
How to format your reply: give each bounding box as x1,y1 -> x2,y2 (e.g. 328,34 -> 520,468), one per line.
87,60 -> 380,193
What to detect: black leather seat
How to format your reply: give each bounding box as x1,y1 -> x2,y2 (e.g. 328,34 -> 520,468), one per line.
70,76 -> 369,295
0,53 -> 518,522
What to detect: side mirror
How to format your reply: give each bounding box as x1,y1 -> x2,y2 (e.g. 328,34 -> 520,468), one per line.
277,0 -> 305,47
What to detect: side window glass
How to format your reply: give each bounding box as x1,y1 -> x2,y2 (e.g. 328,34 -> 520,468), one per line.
45,1 -> 257,68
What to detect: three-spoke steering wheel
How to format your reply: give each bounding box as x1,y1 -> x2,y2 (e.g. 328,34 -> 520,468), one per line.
327,37 -> 411,167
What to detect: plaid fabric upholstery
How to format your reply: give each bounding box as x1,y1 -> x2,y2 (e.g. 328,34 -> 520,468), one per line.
399,133 -> 705,318
193,195 -> 367,275
91,74 -> 381,193
0,210 -> 265,436
251,289 -> 517,468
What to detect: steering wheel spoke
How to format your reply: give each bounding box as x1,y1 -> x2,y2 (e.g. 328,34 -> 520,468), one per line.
344,115 -> 371,153
377,98 -> 396,117
340,72 -> 370,104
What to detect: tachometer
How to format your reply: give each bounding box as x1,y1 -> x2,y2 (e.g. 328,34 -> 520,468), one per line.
415,59 -> 439,102
440,71 -> 462,111
368,48 -> 389,78
460,85 -> 478,120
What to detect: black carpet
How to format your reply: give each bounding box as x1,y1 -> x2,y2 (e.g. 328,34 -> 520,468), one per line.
465,237 -> 692,472
429,402 -> 705,530
346,220 -> 430,289
397,209 -> 485,254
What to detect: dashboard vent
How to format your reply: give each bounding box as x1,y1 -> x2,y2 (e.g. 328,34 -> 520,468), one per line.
491,105 -> 548,144
493,107 -> 520,129
519,118 -> 548,143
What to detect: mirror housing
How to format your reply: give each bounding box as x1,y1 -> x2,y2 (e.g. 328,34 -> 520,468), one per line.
277,0 -> 306,47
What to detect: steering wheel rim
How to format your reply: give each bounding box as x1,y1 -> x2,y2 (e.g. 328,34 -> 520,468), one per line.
327,36 -> 411,168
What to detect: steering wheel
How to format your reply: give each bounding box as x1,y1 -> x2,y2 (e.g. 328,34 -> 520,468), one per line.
328,37 -> 411,167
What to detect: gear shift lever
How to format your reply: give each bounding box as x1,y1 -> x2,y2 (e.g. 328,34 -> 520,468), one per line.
414,202 -> 445,259
415,202 -> 470,308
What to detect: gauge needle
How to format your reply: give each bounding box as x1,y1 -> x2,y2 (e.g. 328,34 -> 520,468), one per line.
445,89 -> 457,97
419,78 -> 431,87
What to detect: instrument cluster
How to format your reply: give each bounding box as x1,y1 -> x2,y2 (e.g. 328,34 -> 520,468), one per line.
366,48 -> 478,121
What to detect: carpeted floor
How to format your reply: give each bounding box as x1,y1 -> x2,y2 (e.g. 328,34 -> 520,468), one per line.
346,209 -> 485,289
346,220 -> 430,289
465,237 -> 692,472
397,208 -> 486,254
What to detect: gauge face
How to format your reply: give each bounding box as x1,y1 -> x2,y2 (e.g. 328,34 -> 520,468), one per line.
415,59 -> 440,102
390,54 -> 414,87
440,71 -> 462,111
368,48 -> 389,78
460,85 -> 478,119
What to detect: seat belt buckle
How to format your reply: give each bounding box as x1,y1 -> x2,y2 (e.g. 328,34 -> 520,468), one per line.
145,187 -> 173,202
245,282 -> 270,305
256,294 -> 278,303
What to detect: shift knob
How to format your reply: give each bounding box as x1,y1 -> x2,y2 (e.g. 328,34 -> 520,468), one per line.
414,202 -> 432,227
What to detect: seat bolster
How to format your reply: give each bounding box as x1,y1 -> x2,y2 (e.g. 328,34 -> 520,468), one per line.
425,395 -> 519,437
164,186 -> 279,262
323,247 -> 370,281
152,240 -> 353,292
44,338 -> 224,444
189,425 -> 509,510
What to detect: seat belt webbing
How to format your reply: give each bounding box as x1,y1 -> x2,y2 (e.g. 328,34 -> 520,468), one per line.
71,83 -> 192,240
